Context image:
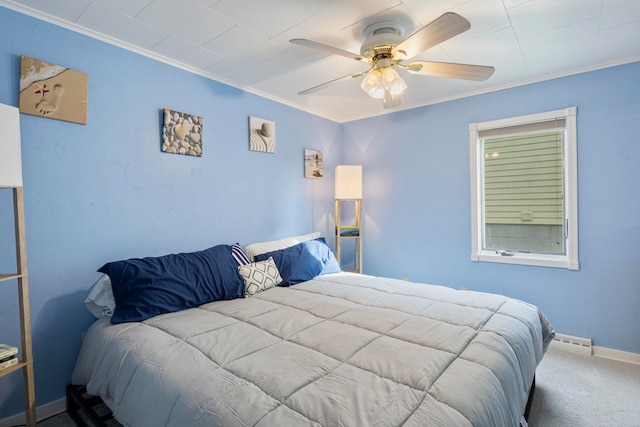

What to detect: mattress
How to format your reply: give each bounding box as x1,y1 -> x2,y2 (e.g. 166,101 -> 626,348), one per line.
72,272 -> 554,427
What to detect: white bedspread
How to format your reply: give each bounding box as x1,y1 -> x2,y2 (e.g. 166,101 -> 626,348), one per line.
72,272 -> 554,427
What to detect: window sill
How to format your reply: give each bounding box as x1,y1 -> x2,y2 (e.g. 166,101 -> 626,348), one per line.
472,252 -> 579,270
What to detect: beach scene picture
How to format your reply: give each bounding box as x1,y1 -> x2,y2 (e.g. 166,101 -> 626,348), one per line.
19,55 -> 88,124
304,149 -> 323,179
249,116 -> 276,153
162,109 -> 203,156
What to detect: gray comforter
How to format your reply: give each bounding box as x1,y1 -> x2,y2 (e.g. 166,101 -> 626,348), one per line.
72,272 -> 554,426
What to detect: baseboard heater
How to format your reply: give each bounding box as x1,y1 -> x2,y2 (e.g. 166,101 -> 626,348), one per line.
550,333 -> 592,356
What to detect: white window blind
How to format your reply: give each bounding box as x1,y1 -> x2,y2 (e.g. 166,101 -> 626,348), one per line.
469,107 -> 579,270
483,131 -> 563,226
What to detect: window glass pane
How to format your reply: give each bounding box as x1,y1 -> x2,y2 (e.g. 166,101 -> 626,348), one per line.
482,130 -> 565,254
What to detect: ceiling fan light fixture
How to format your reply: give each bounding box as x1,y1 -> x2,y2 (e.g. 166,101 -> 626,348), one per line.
371,88 -> 385,99
361,66 -> 406,100
383,89 -> 401,109
381,66 -> 407,95
361,69 -> 385,98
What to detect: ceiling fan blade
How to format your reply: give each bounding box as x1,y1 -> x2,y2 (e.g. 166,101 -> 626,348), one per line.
392,12 -> 471,60
298,71 -> 366,95
290,39 -> 370,64
406,61 -> 495,81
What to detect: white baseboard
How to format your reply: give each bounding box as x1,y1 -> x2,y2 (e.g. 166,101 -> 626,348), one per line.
0,397 -> 66,427
593,345 -> 640,365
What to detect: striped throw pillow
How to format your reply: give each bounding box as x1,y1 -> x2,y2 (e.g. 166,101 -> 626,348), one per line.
231,243 -> 250,266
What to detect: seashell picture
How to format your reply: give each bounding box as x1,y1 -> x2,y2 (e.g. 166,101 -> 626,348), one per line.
249,116 -> 276,154
162,108 -> 203,156
19,55 -> 88,125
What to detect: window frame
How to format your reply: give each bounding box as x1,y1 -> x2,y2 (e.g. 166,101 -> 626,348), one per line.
469,107 -> 579,270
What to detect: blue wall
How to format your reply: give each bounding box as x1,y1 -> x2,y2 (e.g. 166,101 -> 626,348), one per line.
2,4 -> 639,421
342,61 -> 640,355
0,7 -> 340,418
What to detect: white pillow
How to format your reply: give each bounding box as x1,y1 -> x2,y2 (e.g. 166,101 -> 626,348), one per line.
238,257 -> 283,296
84,274 -> 116,318
243,231 -> 320,261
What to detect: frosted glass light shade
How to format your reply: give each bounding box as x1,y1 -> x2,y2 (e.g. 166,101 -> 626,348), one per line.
335,165 -> 362,199
0,103 -> 23,187
381,67 -> 407,95
361,69 -> 384,99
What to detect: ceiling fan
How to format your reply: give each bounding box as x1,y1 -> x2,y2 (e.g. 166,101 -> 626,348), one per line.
290,12 -> 495,109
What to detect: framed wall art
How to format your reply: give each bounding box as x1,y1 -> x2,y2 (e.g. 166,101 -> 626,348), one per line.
19,55 -> 88,124
162,108 -> 203,156
249,116 -> 276,153
304,149 -> 323,179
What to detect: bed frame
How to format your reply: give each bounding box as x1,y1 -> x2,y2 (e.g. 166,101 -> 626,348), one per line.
66,384 -> 116,427
66,378 -> 537,427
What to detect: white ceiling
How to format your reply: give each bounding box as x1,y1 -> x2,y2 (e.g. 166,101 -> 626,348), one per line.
3,0 -> 640,123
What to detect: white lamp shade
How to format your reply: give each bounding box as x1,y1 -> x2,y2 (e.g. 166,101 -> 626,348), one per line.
0,103 -> 23,187
335,165 -> 362,199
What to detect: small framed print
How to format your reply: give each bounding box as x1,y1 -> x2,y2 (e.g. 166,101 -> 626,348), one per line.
304,149 -> 323,179
162,109 -> 203,156
249,116 -> 276,153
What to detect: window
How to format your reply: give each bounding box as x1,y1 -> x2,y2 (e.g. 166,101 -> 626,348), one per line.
470,107 -> 579,270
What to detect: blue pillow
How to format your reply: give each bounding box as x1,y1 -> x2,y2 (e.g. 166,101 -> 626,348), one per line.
312,237 -> 341,275
255,238 -> 341,285
99,244 -> 244,324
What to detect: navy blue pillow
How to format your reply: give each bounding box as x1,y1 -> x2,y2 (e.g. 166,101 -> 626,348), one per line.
255,238 -> 341,285
99,244 -> 244,324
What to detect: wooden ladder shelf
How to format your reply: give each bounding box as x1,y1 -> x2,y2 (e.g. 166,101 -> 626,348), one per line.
1,186 -> 36,426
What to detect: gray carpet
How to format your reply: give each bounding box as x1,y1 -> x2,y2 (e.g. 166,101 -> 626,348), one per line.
35,349 -> 640,426
528,349 -> 640,426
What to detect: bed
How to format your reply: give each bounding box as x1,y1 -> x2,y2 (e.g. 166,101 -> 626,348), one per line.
72,235 -> 554,427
